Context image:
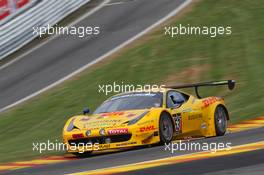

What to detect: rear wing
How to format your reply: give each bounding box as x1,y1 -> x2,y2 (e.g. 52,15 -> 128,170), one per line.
166,80 -> 235,99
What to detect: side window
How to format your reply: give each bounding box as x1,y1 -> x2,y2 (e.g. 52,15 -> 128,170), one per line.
167,91 -> 187,108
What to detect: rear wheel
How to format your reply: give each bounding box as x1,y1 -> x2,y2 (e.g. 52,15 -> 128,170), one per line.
214,105 -> 228,136
159,113 -> 174,144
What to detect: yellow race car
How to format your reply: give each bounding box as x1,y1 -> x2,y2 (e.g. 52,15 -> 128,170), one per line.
62,80 -> 235,155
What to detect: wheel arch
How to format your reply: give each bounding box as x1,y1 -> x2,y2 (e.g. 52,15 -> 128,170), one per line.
159,110 -> 176,133
202,101 -> 229,137
216,104 -> 230,121
213,104 -> 229,136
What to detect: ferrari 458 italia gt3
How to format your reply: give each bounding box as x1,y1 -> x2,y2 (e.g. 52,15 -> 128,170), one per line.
63,80 -> 235,155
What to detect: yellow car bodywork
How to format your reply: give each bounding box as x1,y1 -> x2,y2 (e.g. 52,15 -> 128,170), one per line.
62,88 -> 230,154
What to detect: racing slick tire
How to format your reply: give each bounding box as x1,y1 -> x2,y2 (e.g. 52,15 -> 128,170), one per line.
214,105 -> 228,136
159,113 -> 174,144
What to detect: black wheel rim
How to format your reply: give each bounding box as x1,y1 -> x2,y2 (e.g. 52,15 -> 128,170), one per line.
161,116 -> 173,141
216,107 -> 227,133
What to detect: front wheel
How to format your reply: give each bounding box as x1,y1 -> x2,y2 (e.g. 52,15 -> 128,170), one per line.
159,113 -> 174,144
214,106 -> 228,136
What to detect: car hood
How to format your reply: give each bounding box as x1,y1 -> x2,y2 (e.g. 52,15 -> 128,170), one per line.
73,109 -> 148,130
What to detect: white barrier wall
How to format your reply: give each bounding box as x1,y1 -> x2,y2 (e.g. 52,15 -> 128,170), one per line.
0,0 -> 39,23
0,0 -> 91,60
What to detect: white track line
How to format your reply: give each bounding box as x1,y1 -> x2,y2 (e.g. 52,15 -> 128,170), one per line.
105,2 -> 125,6
0,0 -> 192,113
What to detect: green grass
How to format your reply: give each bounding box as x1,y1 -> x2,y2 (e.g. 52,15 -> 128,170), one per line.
0,0 -> 263,163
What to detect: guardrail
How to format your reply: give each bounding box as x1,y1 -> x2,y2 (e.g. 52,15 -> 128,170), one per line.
0,0 -> 91,61
0,0 -> 40,25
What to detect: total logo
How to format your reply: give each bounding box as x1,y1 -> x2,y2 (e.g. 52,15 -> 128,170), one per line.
108,128 -> 128,135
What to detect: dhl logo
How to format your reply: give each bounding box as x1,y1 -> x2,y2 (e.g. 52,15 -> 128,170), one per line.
140,125 -> 155,132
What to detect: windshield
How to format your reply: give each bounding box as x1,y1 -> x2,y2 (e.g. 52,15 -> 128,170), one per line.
93,92 -> 163,114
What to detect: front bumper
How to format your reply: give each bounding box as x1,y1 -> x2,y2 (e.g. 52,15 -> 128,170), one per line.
63,129 -> 160,153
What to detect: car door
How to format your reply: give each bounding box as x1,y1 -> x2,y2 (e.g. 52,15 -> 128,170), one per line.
166,90 -> 202,135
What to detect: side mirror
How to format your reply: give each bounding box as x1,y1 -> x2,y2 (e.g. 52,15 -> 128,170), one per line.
83,107 -> 90,115
228,80 -> 235,90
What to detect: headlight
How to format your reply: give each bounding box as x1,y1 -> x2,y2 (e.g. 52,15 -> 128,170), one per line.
128,111 -> 149,125
86,130 -> 92,136
67,118 -> 76,132
86,130 -> 91,136
99,129 -> 106,135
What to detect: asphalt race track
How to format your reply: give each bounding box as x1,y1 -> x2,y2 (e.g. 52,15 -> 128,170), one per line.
120,149 -> 264,175
0,0 -> 189,112
1,127 -> 264,175
1,0 -> 264,175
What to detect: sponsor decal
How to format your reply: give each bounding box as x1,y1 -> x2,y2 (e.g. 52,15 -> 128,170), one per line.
116,142 -> 137,147
140,125 -> 155,132
202,97 -> 222,108
80,117 -> 90,121
85,119 -> 122,126
188,114 -> 202,120
82,119 -> 123,129
101,111 -> 125,116
108,128 -> 128,135
91,119 -> 122,123
201,122 -> 207,129
83,123 -> 111,129
173,114 -> 182,134
99,144 -> 110,149
72,133 -> 84,139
